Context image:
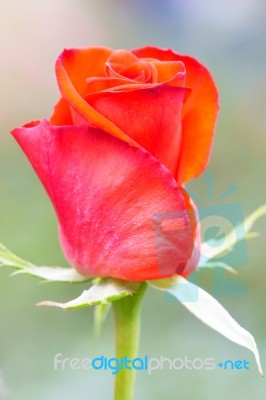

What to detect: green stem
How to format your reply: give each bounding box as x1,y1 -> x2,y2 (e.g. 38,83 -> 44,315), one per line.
112,282 -> 147,400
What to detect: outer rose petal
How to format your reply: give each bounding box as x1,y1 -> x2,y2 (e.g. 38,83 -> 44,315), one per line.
133,46 -> 219,184
11,120 -> 197,282
180,189 -> 201,277
86,85 -> 186,177
55,47 -> 112,96
51,47 -> 112,124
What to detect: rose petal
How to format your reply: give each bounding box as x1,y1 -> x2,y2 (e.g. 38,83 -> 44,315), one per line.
50,98 -> 73,125
57,47 -> 112,93
150,60 -> 186,86
105,50 -> 153,82
51,47 -> 136,146
86,85 -> 186,177
133,47 -> 219,184
179,189 -> 201,277
85,77 -> 136,94
51,47 -> 112,124
11,120 -> 196,282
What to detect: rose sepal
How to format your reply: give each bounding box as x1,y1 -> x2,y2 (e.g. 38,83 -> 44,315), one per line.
0,243 -> 90,283
149,275 -> 263,376
37,278 -> 139,309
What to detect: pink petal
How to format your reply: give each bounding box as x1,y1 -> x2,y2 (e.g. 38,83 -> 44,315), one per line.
11,120 -> 197,281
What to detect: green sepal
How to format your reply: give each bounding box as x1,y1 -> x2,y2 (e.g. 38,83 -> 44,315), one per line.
199,204 -> 266,264
0,243 -> 90,283
198,261 -> 237,274
37,279 -> 140,309
149,275 -> 263,376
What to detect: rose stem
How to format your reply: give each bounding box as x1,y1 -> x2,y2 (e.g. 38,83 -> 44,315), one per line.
112,282 -> 147,400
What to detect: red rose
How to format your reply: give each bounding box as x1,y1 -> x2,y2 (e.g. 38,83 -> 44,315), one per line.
11,46 -> 219,282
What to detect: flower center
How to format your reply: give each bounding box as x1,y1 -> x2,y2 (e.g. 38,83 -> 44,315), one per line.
105,50 -> 155,83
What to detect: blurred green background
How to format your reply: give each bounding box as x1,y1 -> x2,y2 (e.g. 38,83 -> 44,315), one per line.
1,0 -> 266,399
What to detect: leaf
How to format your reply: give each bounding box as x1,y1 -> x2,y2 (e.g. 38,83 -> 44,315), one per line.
37,279 -> 139,309
150,276 -> 263,376
0,242 -> 89,283
199,204 -> 266,264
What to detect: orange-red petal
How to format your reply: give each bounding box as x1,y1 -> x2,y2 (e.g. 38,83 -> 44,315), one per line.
11,120 -> 197,281
50,98 -> 73,125
150,59 -> 186,86
133,46 -> 219,183
86,84 -> 186,176
53,48 -> 136,144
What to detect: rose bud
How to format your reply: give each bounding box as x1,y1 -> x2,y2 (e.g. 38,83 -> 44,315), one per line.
11,46 -> 219,282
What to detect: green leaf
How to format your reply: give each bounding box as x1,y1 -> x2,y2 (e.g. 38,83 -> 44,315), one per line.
244,204 -> 266,232
150,276 -> 263,376
0,242 -> 90,283
37,279 -> 140,309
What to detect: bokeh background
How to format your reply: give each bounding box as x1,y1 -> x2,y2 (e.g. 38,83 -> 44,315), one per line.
1,0 -> 266,399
